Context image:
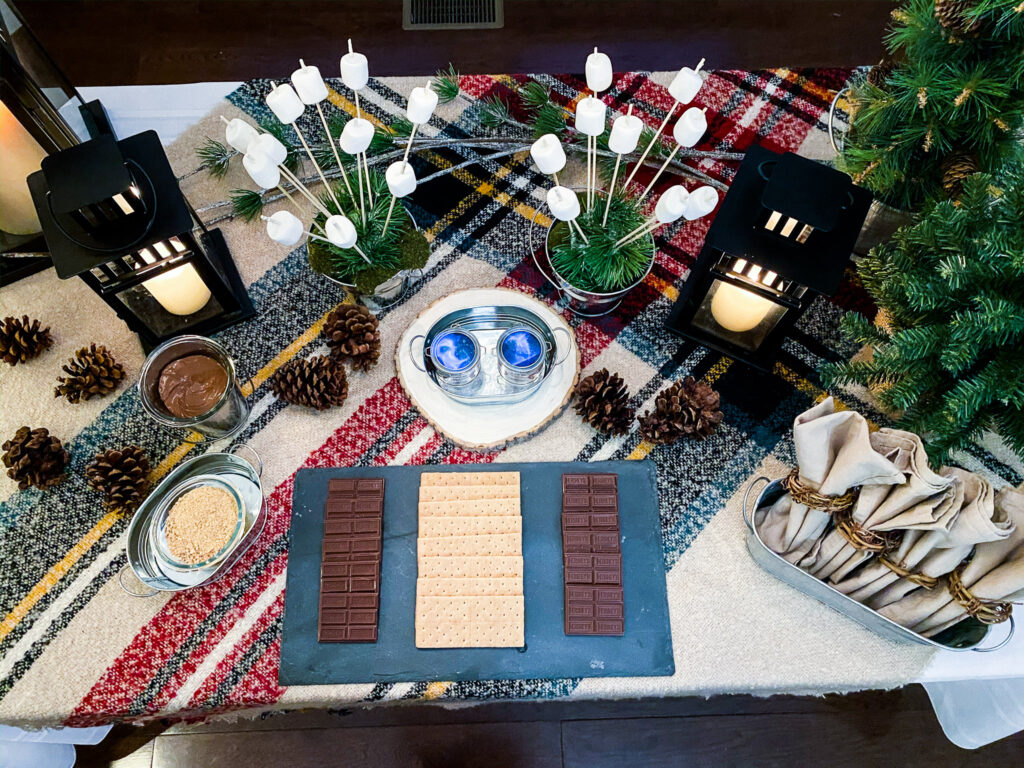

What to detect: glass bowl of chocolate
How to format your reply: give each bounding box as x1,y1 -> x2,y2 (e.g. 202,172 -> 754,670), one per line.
151,475 -> 246,573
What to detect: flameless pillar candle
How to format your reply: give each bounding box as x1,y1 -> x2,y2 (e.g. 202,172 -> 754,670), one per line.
138,240 -> 212,316
602,107 -> 643,225
575,96 -> 606,210
383,161 -> 417,233
623,57 -> 705,191
292,60 -> 356,205
710,281 -> 776,333
639,107 -> 708,202
547,185 -> 588,243
0,100 -> 46,235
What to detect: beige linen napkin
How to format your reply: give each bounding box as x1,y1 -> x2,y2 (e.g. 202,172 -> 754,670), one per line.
756,398 -> 905,563
801,429 -> 957,580
878,488 -> 1024,633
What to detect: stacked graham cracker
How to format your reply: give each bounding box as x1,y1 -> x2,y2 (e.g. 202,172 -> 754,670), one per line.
415,471 -> 525,648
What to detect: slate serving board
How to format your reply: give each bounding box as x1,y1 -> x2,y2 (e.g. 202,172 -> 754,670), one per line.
279,460 -> 674,685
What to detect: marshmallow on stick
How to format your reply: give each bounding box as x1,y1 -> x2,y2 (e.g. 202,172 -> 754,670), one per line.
223,117 -> 259,153
602,106 -> 643,225
324,213 -> 372,264
292,59 -> 357,205
575,96 -> 607,210
615,185 -> 688,247
383,161 -> 417,233
530,134 -> 567,180
263,211 -> 304,246
584,47 -> 613,210
339,118 -> 375,222
638,107 -> 707,202
622,57 -> 705,191
682,185 -> 719,220
547,186 -> 588,243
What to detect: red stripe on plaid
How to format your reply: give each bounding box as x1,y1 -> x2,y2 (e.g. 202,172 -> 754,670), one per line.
213,635 -> 286,715
409,431 -> 444,464
373,416 -> 430,466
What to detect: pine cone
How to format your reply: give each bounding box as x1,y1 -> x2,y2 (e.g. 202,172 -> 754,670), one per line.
866,58 -> 897,89
0,315 -> 53,366
941,150 -> 980,200
638,376 -> 723,444
934,0 -> 980,36
2,426 -> 70,490
574,368 -> 634,435
86,445 -> 151,511
324,304 -> 381,371
54,344 -> 125,403
270,355 -> 348,410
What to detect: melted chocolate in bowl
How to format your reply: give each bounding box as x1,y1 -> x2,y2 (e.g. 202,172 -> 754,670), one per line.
158,354 -> 230,419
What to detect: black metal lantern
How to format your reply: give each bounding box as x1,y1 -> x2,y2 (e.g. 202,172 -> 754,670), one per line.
27,130 -> 254,349
666,145 -> 871,370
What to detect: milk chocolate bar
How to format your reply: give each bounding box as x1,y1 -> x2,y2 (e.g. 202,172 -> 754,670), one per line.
318,477 -> 384,643
561,473 -> 624,636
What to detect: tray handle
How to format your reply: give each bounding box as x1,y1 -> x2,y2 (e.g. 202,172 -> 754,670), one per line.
742,476 -> 772,533
118,563 -> 159,598
970,615 -> 1015,653
231,444 -> 263,477
551,326 -> 573,367
408,334 -> 428,372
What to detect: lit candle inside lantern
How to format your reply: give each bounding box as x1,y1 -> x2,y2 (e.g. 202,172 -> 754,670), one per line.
139,240 -> 212,316
710,282 -> 775,333
0,100 -> 46,235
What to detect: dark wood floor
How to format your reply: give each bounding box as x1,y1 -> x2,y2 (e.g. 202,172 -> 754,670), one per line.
77,687 -> 1024,767
21,3 -> 1015,766
19,1 -> 895,85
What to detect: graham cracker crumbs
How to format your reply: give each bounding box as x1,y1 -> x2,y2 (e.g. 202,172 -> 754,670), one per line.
165,485 -> 239,565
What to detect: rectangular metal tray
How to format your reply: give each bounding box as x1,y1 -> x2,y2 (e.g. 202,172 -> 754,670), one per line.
743,477 -> 1012,653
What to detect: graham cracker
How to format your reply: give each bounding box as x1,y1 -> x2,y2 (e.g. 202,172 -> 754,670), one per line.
414,620 -> 524,648
418,533 -> 522,557
417,555 -> 523,578
418,499 -> 521,517
415,577 -> 523,597
416,594 -> 524,622
418,516 -> 521,537
419,471 -> 520,487
419,485 -> 520,502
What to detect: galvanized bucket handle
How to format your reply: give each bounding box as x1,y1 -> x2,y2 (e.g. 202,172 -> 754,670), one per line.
827,87 -> 850,155
231,444 -> 263,477
741,476 -> 772,532
551,326 -> 573,367
408,334 -> 428,372
118,563 -> 159,598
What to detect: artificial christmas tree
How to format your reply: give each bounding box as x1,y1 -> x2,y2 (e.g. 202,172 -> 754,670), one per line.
840,0 -> 1024,212
822,164 -> 1024,462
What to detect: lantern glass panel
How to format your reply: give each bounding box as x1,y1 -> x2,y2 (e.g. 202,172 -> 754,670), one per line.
691,278 -> 790,352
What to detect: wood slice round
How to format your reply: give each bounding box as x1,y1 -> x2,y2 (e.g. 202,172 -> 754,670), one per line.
395,288 -> 580,450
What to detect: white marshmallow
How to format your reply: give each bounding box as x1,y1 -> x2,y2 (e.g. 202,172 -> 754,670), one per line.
340,50 -> 369,91
292,62 -> 329,105
530,134 -> 567,175
266,82 -> 305,124
386,162 -> 417,197
251,133 -> 288,166
265,210 -> 304,246
672,107 -> 707,148
668,66 -> 704,105
242,151 -> 281,189
407,83 -> 439,125
224,118 -> 259,153
654,185 -> 689,223
608,113 -> 643,155
547,186 -> 581,221
682,185 -> 719,220
338,117 -> 374,154
574,97 -> 607,137
325,214 -> 358,249
585,49 -> 613,93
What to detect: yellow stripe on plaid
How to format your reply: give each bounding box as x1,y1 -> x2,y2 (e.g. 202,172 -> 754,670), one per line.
1,304 -> 348,640
422,681 -> 452,700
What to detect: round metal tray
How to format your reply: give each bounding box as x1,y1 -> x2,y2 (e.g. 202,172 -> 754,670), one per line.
120,447 -> 267,596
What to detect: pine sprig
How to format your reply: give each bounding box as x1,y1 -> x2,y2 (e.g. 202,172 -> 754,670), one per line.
196,138 -> 233,178
479,95 -> 513,128
435,64 -> 460,104
230,189 -> 265,221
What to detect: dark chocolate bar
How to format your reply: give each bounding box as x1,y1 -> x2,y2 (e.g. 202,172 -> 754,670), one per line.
318,477 -> 384,643
561,473 -> 624,636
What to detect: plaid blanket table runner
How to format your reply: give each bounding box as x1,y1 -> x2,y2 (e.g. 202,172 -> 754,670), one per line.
1,68 -> 1020,729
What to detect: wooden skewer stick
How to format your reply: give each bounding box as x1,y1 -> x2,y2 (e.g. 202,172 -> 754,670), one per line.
602,106 -> 633,227
353,90 -> 374,207
617,222 -> 660,248
382,195 -> 398,235
614,218 -> 657,247
637,145 -> 682,203
571,219 -> 590,244
313,101 -> 356,204
622,102 -> 679,192
278,165 -> 332,218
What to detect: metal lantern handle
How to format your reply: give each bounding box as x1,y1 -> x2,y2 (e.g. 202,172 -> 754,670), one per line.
827,87 -> 850,156
409,334 -> 429,372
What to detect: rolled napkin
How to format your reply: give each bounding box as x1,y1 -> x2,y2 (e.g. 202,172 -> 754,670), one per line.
801,429 -> 957,581
755,398 -> 905,563
860,470 -> 1010,609
878,487 -> 1024,634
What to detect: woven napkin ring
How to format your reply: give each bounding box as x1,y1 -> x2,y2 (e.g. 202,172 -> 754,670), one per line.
947,563 -> 1014,625
879,556 -> 938,589
782,469 -> 856,514
833,505 -> 902,554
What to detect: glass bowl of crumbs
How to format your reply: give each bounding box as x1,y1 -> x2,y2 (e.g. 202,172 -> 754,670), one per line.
152,475 -> 246,573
